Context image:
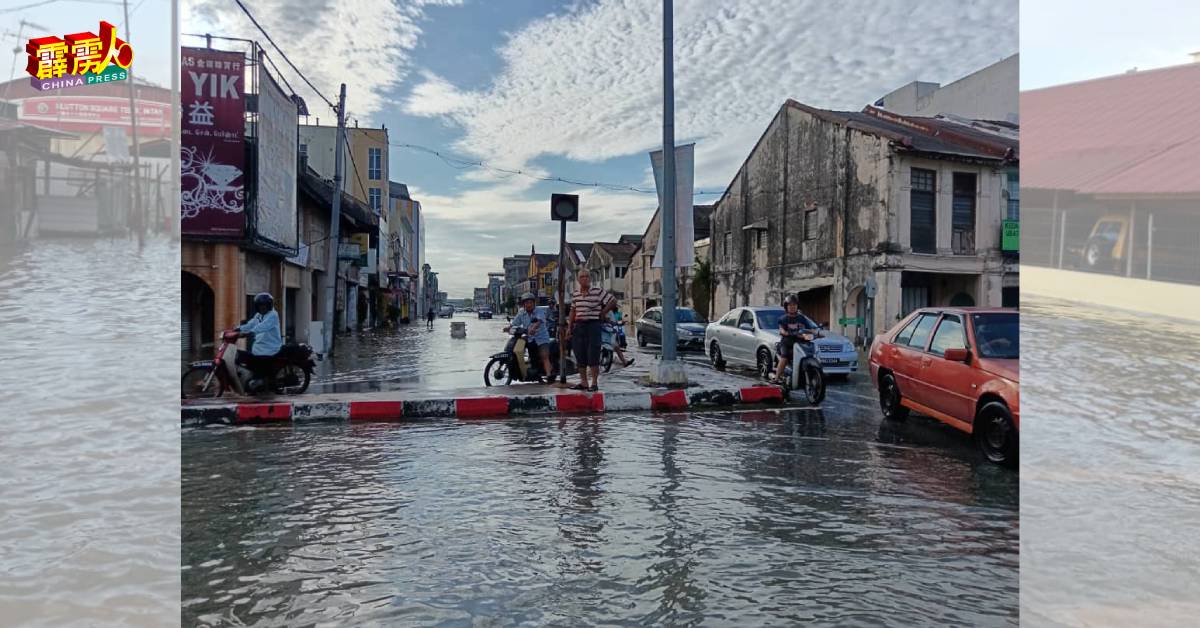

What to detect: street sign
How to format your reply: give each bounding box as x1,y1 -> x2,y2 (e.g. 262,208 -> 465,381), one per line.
864,277 -> 877,299
1002,220 -> 1019,252
839,317 -> 865,326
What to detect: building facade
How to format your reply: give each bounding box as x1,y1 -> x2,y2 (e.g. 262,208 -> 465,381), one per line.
709,100 -> 1018,347
625,207 -> 712,322
874,54 -> 1019,124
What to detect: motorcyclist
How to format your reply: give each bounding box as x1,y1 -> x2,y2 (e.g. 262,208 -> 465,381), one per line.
504,292 -> 552,380
771,294 -> 816,384
237,292 -> 283,390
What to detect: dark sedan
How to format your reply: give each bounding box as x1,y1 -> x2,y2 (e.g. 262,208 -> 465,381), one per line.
634,307 -> 708,350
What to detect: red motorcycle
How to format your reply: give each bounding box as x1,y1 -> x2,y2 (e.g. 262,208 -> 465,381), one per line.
182,329 -> 316,398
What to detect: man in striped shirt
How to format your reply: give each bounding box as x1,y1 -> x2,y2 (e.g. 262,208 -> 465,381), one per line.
568,267 -> 617,391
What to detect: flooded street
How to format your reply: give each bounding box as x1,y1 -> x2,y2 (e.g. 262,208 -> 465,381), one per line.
0,237 -> 180,626
183,396 -> 1018,625
1020,298 -> 1200,626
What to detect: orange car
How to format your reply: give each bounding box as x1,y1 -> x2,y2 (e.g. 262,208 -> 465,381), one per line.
868,307 -> 1019,467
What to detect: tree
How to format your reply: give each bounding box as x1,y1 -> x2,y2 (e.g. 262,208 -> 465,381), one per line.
504,294 -> 517,314
691,256 -> 713,321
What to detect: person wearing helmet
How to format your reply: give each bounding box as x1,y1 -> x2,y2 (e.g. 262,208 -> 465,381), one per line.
237,292 -> 283,390
504,292 -> 552,380
772,294 -> 815,384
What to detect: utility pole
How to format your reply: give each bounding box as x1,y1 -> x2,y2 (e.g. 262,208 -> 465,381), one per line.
322,83 -> 347,355
655,0 -> 686,385
122,0 -> 144,249
170,0 -> 179,238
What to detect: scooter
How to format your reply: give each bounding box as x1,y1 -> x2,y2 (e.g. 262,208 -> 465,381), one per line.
599,321 -> 629,373
182,329 -> 317,398
775,331 -> 826,405
484,326 -> 576,386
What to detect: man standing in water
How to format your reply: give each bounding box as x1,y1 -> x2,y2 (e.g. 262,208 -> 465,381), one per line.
568,267 -> 617,391
426,307 -> 436,330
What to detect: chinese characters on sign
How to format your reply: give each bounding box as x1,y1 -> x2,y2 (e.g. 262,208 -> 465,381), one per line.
181,47 -> 245,237
25,21 -> 133,91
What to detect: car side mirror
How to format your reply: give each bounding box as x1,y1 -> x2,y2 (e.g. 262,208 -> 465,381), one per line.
738,323 -> 753,331
943,348 -> 970,362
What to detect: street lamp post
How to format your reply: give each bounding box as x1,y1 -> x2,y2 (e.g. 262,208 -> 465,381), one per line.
654,0 -> 687,385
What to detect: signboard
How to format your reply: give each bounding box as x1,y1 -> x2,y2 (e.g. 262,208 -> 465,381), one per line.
839,317 -> 865,326
18,96 -> 169,136
285,241 -> 309,267
338,242 -> 361,260
181,47 -> 245,237
1002,220 -> 1019,252
349,233 -> 369,266
650,143 -> 696,268
254,64 -> 298,250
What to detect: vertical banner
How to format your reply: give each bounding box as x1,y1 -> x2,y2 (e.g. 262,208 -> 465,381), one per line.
650,143 -> 695,268
256,63 -> 299,250
180,47 -> 245,236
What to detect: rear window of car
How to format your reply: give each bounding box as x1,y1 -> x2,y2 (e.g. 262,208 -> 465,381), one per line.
905,314 -> 938,350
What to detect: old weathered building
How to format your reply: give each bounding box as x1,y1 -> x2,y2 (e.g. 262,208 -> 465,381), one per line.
584,241 -> 638,301
625,206 -> 713,322
709,100 -> 1018,346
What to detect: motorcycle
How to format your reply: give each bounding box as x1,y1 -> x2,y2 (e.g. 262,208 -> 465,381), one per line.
599,321 -> 628,373
182,329 -> 317,398
775,330 -> 827,405
484,326 -> 576,386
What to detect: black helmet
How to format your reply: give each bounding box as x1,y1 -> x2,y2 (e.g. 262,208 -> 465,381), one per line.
253,292 -> 274,310
783,294 -> 798,307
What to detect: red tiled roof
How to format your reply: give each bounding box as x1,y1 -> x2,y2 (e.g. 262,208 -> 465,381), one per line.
1020,62 -> 1200,194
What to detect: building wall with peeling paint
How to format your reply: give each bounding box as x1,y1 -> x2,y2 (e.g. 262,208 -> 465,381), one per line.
711,102 -> 1017,348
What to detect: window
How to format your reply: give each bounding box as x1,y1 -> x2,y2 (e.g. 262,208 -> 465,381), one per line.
737,310 -> 755,329
720,310 -> 741,327
905,314 -> 938,350
368,187 -> 382,213
1006,171 -> 1019,221
368,147 -> 382,180
804,209 -> 818,240
893,315 -> 922,345
756,230 -> 765,249
910,168 -> 936,253
299,143 -> 307,161
952,172 -> 976,254
928,315 -> 965,356
972,312 -> 1019,359
649,309 -> 662,323
615,266 -> 628,279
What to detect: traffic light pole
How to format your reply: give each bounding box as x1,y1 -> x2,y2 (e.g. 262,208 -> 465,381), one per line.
557,219 -> 567,384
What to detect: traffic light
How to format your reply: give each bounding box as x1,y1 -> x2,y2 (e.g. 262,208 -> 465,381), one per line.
550,193 -> 578,222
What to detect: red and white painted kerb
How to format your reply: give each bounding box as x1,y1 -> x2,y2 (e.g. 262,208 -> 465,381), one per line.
181,386 -> 786,427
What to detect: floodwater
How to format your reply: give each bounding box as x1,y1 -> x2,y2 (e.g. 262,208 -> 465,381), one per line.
183,403 -> 1019,626
0,237 -> 180,626
1020,297 -> 1200,627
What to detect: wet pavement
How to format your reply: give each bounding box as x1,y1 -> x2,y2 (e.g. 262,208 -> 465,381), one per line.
1019,297 -> 1200,627
0,236 -> 180,626
183,318 -> 1019,625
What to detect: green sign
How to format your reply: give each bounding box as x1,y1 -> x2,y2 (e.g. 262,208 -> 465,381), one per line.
1002,220 -> 1019,252
838,317 -> 864,326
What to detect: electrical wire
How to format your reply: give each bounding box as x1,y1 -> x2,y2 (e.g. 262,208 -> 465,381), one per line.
231,0 -> 336,111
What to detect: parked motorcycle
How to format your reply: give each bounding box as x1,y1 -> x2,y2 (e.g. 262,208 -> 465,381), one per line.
182,329 -> 317,398
484,326 -> 575,386
775,330 -> 827,405
599,321 -> 628,373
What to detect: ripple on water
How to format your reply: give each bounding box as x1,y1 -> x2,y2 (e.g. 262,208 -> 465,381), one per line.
184,413 -> 1018,626
0,238 -> 180,627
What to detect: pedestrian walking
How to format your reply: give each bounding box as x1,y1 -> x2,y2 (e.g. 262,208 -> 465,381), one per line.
426,307 -> 436,330
568,267 -> 617,391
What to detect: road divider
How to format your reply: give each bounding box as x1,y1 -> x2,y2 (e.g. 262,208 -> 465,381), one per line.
182,384 -> 790,427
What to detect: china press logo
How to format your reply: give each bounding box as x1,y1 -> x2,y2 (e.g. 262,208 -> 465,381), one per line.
25,20 -> 134,91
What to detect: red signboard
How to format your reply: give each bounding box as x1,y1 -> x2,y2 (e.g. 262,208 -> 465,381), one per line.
181,47 -> 245,237
17,96 -> 169,137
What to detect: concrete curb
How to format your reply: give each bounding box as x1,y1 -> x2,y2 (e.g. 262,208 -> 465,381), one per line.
181,385 -> 786,427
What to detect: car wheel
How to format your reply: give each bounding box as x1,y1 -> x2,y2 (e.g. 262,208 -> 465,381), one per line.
637,331 -> 648,348
976,401 -> 1018,468
756,348 -> 774,380
879,373 -> 909,421
710,341 -> 726,371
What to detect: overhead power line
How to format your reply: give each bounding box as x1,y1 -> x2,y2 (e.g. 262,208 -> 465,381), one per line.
232,0 -> 335,111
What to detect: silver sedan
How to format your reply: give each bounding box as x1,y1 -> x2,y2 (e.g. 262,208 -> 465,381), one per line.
704,306 -> 859,377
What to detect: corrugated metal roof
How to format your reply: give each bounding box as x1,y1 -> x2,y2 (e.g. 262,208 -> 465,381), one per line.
1020,61 -> 1200,194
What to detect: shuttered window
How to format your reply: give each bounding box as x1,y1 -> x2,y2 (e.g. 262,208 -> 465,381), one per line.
910,168 -> 936,253
952,172 -> 976,254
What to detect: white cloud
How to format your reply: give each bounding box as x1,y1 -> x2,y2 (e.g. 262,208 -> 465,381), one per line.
408,0 -> 1016,296
183,0 -> 463,121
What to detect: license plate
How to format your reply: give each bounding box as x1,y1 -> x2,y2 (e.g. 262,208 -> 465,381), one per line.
191,360 -> 214,368
820,358 -> 840,365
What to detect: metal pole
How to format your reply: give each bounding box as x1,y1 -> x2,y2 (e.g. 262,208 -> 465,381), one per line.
557,220 -> 567,383
660,0 -> 679,364
123,0 -> 144,249
322,84 -> 347,355
1058,210 -> 1066,269
171,0 -> 180,238
1147,212 -> 1153,280
1126,200 -> 1136,277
